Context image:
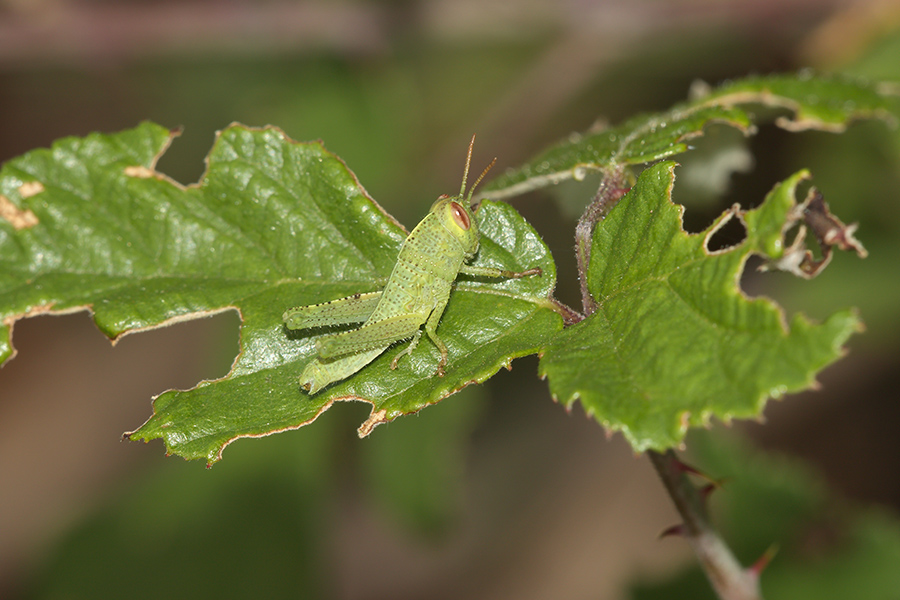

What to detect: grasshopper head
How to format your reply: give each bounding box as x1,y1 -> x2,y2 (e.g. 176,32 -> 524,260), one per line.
431,134 -> 496,255
431,195 -> 479,255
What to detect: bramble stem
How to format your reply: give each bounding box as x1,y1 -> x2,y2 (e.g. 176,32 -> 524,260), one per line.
571,165 -> 759,600
574,165 -> 629,314
648,450 -> 763,600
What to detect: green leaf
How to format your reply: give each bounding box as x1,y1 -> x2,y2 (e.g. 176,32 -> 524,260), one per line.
484,72 -> 898,200
701,71 -> 899,132
0,123 -> 563,464
539,162 -> 861,452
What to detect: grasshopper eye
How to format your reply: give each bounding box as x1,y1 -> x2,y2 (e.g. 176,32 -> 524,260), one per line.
450,201 -> 470,230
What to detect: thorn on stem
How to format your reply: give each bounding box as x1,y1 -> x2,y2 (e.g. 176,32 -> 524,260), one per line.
672,457 -> 717,481
699,479 -> 727,502
748,544 -> 779,577
659,523 -> 686,539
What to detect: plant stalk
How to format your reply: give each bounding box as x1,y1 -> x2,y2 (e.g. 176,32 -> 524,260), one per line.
648,450 -> 763,600
574,165 -> 628,314
573,165 -> 760,600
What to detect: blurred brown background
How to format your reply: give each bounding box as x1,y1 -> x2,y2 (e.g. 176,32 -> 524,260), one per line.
2,1 -> 900,598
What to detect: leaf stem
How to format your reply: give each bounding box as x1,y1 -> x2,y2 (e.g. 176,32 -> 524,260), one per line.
549,298 -> 583,325
574,165 -> 629,315
648,450 -> 763,600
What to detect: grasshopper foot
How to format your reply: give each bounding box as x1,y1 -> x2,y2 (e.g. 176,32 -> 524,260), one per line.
434,357 -> 447,378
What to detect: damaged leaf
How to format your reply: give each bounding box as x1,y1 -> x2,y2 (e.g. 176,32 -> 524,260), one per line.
0,123 -> 562,464
539,162 -> 863,452
484,72 -> 897,200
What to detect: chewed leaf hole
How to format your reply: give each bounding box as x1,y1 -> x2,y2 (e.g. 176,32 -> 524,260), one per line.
704,210 -> 747,253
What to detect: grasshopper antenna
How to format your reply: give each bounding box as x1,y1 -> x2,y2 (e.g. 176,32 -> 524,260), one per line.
459,134 -> 476,199
460,134 -> 497,208
468,158 -> 497,208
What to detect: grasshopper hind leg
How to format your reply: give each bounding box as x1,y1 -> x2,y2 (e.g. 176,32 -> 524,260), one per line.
300,346 -> 387,395
284,291 -> 382,330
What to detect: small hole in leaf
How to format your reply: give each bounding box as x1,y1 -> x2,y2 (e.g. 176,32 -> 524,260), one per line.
705,213 -> 747,253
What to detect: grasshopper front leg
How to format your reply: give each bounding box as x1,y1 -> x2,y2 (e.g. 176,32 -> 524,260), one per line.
459,265 -> 542,279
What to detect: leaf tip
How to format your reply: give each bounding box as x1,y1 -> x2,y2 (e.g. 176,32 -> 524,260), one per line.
358,408 -> 388,438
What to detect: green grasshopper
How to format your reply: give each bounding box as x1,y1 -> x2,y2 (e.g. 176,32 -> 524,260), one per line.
284,135 -> 542,395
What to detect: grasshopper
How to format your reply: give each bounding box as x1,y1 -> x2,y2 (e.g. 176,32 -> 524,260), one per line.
284,135 -> 542,394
